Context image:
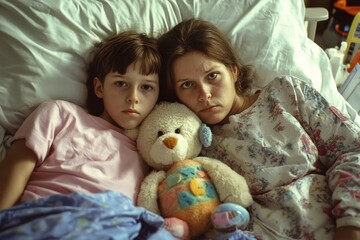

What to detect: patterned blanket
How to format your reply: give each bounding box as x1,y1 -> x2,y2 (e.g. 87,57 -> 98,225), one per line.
0,191 -> 175,240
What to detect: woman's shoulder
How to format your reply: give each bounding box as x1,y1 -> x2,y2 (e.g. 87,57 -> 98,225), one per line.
262,76 -> 316,97
267,75 -> 312,89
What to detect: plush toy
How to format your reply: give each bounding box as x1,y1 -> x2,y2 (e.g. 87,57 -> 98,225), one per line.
129,102 -> 254,239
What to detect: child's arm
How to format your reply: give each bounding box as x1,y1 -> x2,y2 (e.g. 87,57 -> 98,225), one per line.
0,139 -> 37,210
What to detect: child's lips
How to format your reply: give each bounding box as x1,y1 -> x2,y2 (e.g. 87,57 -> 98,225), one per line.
123,109 -> 140,115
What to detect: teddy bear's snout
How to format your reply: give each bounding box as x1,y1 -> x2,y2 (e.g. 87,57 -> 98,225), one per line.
162,137 -> 178,149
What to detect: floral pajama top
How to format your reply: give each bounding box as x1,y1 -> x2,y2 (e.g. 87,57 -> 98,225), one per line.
201,76 -> 360,240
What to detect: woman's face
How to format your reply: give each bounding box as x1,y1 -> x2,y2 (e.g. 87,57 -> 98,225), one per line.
172,51 -> 239,125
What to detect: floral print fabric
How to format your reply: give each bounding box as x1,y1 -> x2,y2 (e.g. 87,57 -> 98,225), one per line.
201,76 -> 360,239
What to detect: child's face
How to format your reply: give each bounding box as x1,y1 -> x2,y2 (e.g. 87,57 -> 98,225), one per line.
94,61 -> 159,129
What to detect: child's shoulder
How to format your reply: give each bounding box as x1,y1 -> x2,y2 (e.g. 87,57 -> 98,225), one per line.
37,100 -> 83,110
34,100 -> 86,118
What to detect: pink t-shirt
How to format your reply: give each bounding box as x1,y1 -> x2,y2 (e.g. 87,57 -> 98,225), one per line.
13,100 -> 149,203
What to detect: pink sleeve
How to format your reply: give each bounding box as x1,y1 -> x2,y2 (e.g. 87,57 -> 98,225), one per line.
13,101 -> 63,164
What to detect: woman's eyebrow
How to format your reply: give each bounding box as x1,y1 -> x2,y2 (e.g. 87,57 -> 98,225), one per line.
204,66 -> 219,73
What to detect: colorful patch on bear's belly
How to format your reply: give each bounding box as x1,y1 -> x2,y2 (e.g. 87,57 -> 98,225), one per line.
178,179 -> 217,207
158,160 -> 219,215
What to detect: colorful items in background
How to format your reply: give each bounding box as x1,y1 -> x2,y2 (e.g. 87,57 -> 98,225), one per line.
345,12 -> 360,72
322,0 -> 360,49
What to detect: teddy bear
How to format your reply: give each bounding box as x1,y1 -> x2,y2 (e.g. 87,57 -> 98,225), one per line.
128,102 -> 254,239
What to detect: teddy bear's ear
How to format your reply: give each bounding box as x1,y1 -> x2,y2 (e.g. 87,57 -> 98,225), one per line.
124,128 -> 139,141
199,123 -> 212,147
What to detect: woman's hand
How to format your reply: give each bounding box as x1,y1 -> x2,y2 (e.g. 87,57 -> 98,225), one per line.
333,226 -> 360,240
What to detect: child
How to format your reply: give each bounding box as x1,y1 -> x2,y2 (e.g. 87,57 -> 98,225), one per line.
0,31 -> 185,239
158,19 -> 360,240
0,31 -> 161,210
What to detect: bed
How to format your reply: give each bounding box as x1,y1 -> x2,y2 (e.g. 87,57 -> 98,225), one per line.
0,0 -> 358,239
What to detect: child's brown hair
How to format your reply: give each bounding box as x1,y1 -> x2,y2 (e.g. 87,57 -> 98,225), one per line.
86,31 -> 161,116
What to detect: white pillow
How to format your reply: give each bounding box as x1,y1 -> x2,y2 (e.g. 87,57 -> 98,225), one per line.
0,0 -> 357,138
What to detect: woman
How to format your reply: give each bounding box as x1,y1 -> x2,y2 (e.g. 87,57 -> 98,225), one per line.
158,18 -> 360,240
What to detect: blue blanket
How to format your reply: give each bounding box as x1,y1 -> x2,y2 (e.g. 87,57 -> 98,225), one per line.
0,191 -> 176,240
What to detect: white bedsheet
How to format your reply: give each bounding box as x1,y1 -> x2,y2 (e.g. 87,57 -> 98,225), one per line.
0,0 -> 358,159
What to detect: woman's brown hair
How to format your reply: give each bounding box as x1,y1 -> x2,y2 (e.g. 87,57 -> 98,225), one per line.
158,18 -> 255,102
86,31 -> 161,116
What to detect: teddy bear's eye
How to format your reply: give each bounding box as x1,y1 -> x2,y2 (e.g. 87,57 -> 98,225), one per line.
157,131 -> 164,137
175,128 -> 181,134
